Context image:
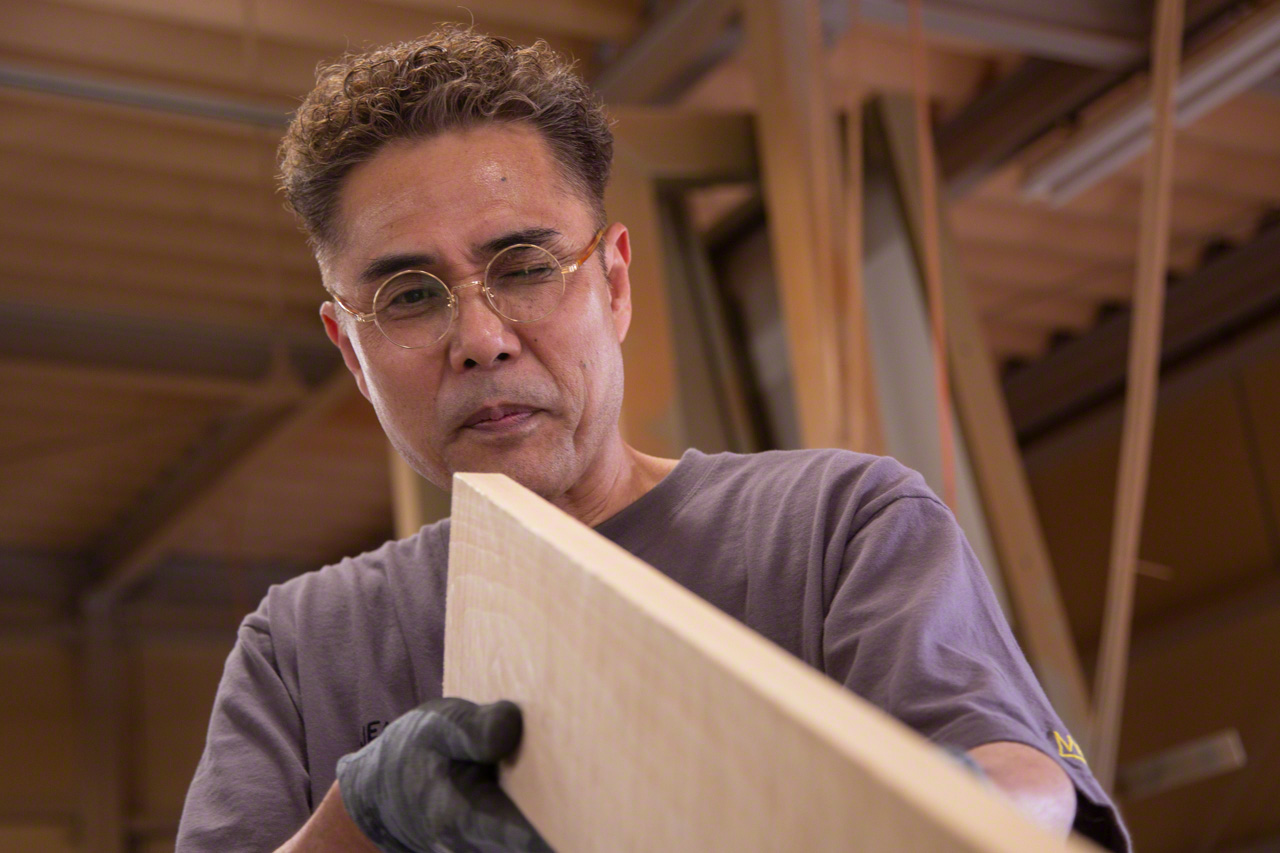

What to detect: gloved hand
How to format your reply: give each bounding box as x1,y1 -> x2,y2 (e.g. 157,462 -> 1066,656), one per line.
337,697 -> 553,853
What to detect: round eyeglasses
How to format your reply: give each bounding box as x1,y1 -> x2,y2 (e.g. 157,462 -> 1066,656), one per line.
330,229 -> 604,349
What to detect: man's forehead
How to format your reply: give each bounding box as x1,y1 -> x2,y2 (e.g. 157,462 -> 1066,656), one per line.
330,124 -> 586,259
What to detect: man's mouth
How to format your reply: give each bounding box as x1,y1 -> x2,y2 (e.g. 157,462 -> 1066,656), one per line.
461,405 -> 539,431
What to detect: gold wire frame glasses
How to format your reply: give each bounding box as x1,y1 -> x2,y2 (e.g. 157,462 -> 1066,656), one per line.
329,229 -> 605,349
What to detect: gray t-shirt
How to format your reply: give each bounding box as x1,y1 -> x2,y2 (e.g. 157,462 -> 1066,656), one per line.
178,448 -> 1127,851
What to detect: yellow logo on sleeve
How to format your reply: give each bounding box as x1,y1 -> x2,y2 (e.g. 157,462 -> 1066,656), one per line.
1053,731 -> 1088,764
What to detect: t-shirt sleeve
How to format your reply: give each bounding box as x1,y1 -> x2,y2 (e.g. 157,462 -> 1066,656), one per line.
176,617 -> 310,852
822,493 -> 1130,852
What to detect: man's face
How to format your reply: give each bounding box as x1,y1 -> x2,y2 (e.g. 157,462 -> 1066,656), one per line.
320,123 -> 632,499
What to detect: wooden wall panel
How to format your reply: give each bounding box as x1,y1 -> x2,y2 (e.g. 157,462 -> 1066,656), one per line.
1120,603 -> 1280,851
130,641 -> 234,824
0,641 -> 79,807
0,826 -> 77,853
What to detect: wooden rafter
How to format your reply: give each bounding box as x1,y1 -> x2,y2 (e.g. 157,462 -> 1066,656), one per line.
592,0 -> 736,103
81,370 -> 355,608
1090,0 -> 1186,790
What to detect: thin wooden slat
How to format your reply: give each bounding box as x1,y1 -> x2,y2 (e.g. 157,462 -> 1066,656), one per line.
444,473 -> 1100,852
840,96 -> 885,454
1090,0 -> 1186,791
880,95 -> 1093,736
907,0 -> 958,509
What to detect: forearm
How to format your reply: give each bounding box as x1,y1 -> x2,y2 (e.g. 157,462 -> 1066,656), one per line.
275,781 -> 381,853
967,741 -> 1076,837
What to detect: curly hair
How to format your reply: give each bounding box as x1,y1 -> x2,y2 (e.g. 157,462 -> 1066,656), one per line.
278,27 -> 613,254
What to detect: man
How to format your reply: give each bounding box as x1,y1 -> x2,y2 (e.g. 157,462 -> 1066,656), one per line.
178,27 -> 1127,853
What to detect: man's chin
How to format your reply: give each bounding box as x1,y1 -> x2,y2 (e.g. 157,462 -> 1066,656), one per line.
443,440 -> 570,498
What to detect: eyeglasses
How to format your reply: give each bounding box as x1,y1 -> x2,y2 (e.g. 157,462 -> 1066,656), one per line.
329,229 -> 605,349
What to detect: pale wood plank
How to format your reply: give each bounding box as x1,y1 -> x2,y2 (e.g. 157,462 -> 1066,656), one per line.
444,472 -> 1101,852
1090,0 -> 1185,791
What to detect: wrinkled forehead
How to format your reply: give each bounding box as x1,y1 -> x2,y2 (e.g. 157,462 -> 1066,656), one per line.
324,124 -> 592,267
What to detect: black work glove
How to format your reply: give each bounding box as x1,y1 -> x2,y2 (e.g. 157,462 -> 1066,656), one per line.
337,697 -> 553,853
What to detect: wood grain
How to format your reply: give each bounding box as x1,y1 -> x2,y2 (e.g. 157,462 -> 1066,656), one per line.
444,473 -> 1099,852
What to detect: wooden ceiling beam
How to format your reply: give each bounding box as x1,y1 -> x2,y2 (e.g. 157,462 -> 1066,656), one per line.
973,162 -> 1264,239
1117,135 -> 1280,203
0,90 -> 280,185
981,321 -> 1049,360
679,22 -> 992,112
81,369 -> 357,608
951,195 -> 1225,272
51,0 -> 620,52
373,0 -> 638,43
1004,215 -> 1280,444
956,242 -> 1136,297
1,1 -> 315,102
1182,91 -> 1280,157
936,60 -> 1124,197
0,235 -> 319,306
0,145 -> 297,232
979,297 -> 1101,333
4,0 -> 602,103
0,193 -> 314,274
611,108 -> 756,182
0,357 -> 278,405
593,0 -> 736,104
934,0 -> 1245,196
857,0 -> 1144,68
0,299 -> 339,390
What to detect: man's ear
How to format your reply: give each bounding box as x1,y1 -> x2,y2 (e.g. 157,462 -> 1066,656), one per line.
320,302 -> 372,401
602,223 -> 632,344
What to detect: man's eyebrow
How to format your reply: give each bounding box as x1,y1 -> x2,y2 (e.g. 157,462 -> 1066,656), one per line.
357,252 -> 435,286
478,227 -> 562,255
356,228 -> 564,287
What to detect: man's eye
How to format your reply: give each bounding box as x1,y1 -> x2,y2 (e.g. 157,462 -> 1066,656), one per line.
392,287 -> 427,304
504,265 -> 555,280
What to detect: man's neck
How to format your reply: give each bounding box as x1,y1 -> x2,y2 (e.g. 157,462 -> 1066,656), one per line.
550,437 -> 679,528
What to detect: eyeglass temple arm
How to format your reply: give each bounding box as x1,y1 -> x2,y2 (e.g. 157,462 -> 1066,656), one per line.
562,228 -> 605,274
328,291 -> 376,323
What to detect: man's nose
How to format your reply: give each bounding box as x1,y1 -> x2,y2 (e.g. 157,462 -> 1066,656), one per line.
447,283 -> 521,371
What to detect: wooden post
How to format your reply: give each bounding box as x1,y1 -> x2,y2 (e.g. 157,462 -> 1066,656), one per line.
443,473 -> 1102,852
80,606 -> 126,853
388,449 -> 450,538
840,94 -> 885,456
604,109 -> 757,457
742,0 -> 846,449
1091,0 -> 1186,790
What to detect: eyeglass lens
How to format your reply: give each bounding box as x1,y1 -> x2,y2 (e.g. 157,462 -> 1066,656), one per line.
372,243 -> 567,348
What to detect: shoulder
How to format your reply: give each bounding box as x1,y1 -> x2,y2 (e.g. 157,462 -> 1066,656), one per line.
689,448 -> 937,520
243,519 -> 451,645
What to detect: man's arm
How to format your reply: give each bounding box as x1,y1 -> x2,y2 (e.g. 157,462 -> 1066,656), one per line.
276,782 -> 380,853
968,741 -> 1076,837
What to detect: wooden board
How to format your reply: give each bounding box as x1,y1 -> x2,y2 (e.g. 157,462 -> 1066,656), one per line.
443,473 -> 1099,852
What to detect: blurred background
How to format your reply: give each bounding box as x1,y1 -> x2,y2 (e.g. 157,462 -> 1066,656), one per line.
1,0 -> 1279,850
